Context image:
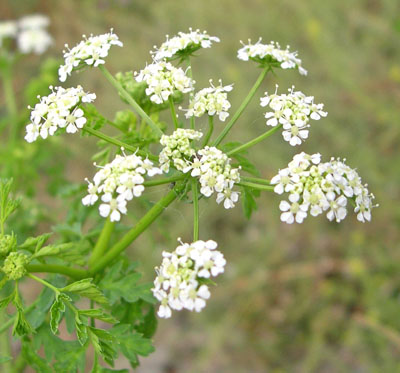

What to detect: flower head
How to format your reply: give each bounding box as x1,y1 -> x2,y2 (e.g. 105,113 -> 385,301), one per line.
58,29 -> 123,82
82,150 -> 162,221
0,21 -> 17,46
152,239 -> 226,318
151,28 -> 220,62
260,85 -> 327,146
2,252 -> 29,280
0,234 -> 17,256
135,61 -> 194,104
159,128 -> 203,173
185,80 -> 233,121
24,85 -> 95,142
272,152 -> 376,224
238,39 -> 307,75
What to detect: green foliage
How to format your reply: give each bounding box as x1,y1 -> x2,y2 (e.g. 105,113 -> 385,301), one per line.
61,278 -> 109,305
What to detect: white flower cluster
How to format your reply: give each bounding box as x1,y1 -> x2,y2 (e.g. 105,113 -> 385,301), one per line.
272,152 -> 376,224
58,29 -> 123,82
237,39 -> 307,75
185,80 -> 233,122
189,146 -> 241,209
24,85 -> 96,143
135,61 -> 194,104
260,86 -> 327,146
159,129 -> 203,172
0,14 -> 52,54
82,151 -> 162,222
151,28 -> 220,62
152,239 -> 226,318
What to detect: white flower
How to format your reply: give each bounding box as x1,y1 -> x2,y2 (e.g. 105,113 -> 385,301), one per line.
151,28 -> 220,61
0,21 -> 17,46
135,61 -> 194,104
185,80 -> 233,121
238,39 -> 307,75
17,27 -> 52,55
261,86 -> 327,146
58,29 -> 123,82
82,150 -> 161,221
24,85 -> 95,142
272,152 -> 376,224
18,14 -> 50,30
152,239 -> 225,318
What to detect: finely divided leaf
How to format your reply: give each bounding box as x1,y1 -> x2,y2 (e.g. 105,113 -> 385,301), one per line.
62,278 -> 109,305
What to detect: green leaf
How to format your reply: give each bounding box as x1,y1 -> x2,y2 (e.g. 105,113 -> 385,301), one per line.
22,340 -> 52,373
62,278 -> 109,305
241,186 -> 259,219
136,306 -> 158,339
18,232 -> 52,251
0,179 -> 20,225
75,316 -> 88,346
0,291 -> 14,310
50,295 -> 67,334
79,309 -> 118,324
88,327 -> 117,367
31,242 -> 74,259
12,309 -> 35,337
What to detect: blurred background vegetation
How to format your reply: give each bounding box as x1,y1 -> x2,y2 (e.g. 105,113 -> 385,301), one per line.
1,0 -> 400,371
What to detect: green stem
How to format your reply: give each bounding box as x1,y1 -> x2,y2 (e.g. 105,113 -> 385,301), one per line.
227,124 -> 282,156
236,181 -> 274,191
89,182 -> 186,275
143,174 -> 186,187
26,264 -> 87,280
169,96 -> 179,129
82,126 -> 158,162
0,311 -> 12,372
27,273 -> 60,294
192,178 -> 199,241
89,219 -> 115,268
202,116 -> 214,147
98,65 -> 163,137
213,67 -> 269,146
241,176 -> 271,185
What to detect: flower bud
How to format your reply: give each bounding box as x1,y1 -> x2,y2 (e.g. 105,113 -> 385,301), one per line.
2,252 -> 29,280
0,234 -> 17,256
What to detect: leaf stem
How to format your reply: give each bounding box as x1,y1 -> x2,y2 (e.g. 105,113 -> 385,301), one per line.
143,174 -> 186,187
236,181 -> 274,191
192,178 -> 199,241
202,116 -> 214,147
213,67 -> 269,146
89,181 -> 186,275
98,65 -> 163,137
169,96 -> 179,129
186,58 -> 195,129
82,126 -> 158,161
89,218 -> 115,269
241,176 -> 271,185
26,264 -> 87,280
27,273 -> 60,295
227,124 -> 282,156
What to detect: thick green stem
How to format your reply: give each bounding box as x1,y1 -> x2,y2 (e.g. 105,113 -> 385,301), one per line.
169,96 -> 179,129
202,116 -> 214,147
82,126 -> 158,161
0,311 -> 12,371
89,219 -> 115,268
192,178 -> 199,241
89,182 -> 185,275
227,124 -> 282,156
213,67 -> 269,146
241,176 -> 271,185
26,264 -> 87,280
237,181 -> 274,191
143,174 -> 186,187
98,65 -> 163,137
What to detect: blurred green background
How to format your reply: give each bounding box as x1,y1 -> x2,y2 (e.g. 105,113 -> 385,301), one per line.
1,0 -> 400,371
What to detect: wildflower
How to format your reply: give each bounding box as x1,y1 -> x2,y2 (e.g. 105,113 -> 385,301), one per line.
271,152 -> 376,224
135,61 -> 194,104
24,85 -> 95,142
151,28 -> 220,62
82,150 -> 162,221
0,21 -> 17,47
0,234 -> 17,256
159,129 -> 203,173
152,239 -> 226,318
2,252 -> 29,281
58,29 -> 123,82
260,85 -> 327,146
16,14 -> 52,55
237,39 -> 307,75
185,80 -> 233,121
